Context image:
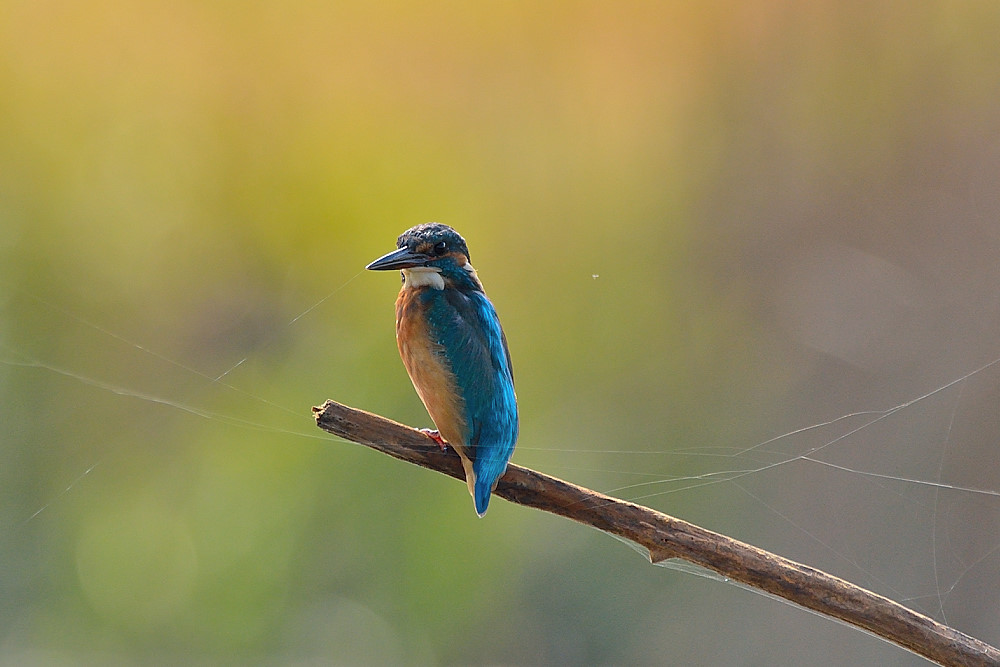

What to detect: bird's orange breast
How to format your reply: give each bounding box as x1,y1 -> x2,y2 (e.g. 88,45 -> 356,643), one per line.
395,288 -> 469,455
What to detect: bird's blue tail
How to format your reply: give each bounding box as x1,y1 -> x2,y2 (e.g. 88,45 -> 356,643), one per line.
473,479 -> 493,518
472,442 -> 515,517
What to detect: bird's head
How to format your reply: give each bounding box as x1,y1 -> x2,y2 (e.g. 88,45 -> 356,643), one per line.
366,223 -> 481,291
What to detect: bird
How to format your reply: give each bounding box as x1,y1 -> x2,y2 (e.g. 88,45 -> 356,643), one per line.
367,223 -> 518,517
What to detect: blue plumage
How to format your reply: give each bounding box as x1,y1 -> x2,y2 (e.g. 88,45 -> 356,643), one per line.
367,223 -> 518,516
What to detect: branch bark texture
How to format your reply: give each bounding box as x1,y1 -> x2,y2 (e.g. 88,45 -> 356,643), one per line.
313,399 -> 999,667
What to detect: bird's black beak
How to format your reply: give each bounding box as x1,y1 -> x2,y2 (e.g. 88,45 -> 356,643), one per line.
366,246 -> 430,271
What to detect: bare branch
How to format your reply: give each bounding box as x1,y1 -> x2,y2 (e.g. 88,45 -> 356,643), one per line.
313,399 -> 1000,667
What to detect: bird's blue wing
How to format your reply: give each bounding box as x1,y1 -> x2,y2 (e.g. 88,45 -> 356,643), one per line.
424,288 -> 518,514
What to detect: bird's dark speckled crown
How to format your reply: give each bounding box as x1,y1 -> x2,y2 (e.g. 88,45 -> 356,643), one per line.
397,223 -> 471,262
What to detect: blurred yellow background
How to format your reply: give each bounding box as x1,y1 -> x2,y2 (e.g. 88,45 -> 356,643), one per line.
3,2 -> 1000,664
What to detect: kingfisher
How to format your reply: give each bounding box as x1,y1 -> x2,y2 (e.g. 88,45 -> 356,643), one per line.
367,223 -> 518,517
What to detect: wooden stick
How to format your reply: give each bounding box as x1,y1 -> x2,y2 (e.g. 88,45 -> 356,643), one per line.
313,399 -> 1000,667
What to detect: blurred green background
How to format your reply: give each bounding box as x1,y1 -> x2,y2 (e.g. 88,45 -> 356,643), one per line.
3,2 -> 1000,664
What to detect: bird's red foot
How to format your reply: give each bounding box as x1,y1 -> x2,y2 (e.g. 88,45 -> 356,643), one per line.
420,428 -> 448,451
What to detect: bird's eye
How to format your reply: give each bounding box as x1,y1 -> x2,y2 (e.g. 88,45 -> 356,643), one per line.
433,241 -> 447,255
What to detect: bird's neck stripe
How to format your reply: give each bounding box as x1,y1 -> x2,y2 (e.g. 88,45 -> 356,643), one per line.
402,267 -> 445,290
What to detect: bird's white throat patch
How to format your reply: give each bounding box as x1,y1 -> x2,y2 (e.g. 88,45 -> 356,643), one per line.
402,267 -> 445,290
